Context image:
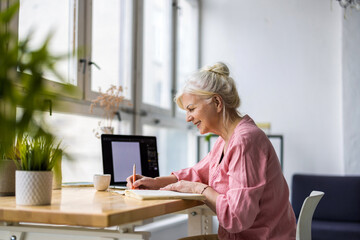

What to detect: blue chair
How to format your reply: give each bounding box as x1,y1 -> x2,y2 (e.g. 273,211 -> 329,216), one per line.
292,174 -> 360,240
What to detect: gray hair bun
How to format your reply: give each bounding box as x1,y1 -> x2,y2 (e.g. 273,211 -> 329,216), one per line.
201,62 -> 230,77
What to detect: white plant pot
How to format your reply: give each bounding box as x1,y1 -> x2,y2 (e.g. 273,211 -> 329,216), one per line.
16,170 -> 53,206
0,160 -> 17,196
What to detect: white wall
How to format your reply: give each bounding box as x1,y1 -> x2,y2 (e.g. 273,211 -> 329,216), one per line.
149,2 -> 360,239
343,10 -> 360,174
200,0 -> 345,183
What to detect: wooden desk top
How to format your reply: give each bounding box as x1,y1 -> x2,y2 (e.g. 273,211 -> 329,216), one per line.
0,187 -> 203,228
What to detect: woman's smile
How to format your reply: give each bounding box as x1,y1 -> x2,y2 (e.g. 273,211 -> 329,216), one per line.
195,121 -> 201,128
182,93 -> 219,135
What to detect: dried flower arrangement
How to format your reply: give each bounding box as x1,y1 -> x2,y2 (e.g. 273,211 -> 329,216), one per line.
90,85 -> 125,137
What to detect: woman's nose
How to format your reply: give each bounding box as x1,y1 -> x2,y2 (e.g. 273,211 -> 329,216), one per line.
186,112 -> 193,122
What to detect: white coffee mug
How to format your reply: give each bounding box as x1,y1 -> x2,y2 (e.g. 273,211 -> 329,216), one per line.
93,174 -> 111,191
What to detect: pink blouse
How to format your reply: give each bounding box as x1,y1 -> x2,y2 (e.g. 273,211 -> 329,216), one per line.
173,115 -> 296,240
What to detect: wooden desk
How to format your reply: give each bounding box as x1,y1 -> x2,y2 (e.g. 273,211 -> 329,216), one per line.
0,187 -> 204,240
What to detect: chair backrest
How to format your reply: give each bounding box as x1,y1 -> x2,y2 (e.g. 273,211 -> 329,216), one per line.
296,191 -> 324,240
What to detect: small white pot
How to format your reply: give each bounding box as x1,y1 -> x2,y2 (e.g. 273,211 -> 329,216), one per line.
16,170 -> 53,206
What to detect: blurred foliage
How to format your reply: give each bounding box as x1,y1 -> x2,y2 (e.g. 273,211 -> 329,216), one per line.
0,1 -> 76,160
204,133 -> 214,142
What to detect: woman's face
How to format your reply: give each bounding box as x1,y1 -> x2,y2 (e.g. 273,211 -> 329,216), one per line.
181,93 -> 220,134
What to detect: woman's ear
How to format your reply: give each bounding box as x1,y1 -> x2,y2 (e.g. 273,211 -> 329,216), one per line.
213,95 -> 223,113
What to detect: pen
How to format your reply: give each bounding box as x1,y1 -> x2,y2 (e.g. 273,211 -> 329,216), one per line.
132,164 -> 136,189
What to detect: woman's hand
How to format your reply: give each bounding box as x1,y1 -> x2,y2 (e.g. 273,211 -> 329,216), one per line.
162,180 -> 219,214
126,175 -> 178,190
126,175 -> 158,189
161,180 -> 208,194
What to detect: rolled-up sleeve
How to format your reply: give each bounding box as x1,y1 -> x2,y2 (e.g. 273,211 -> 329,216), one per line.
216,184 -> 265,233
216,140 -> 267,233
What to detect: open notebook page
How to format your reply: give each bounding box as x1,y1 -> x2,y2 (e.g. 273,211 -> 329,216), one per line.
124,190 -> 206,200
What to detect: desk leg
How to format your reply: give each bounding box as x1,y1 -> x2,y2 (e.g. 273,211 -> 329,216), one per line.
116,221 -> 143,233
187,207 -> 213,236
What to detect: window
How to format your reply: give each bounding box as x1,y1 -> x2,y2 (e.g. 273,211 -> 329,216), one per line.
139,0 -> 201,177
42,112 -> 131,182
142,0 -> 172,109
143,125 -> 197,176
18,0 -> 78,85
18,0 -> 134,100
90,0 -> 133,100
9,0 -> 200,181
176,0 -> 199,97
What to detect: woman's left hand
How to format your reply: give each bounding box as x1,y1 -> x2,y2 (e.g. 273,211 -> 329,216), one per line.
161,180 -> 207,194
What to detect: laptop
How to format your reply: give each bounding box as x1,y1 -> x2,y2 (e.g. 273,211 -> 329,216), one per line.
101,134 -> 160,189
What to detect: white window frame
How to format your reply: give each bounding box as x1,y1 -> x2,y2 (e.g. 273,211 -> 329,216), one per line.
7,0 -> 200,139
134,0 -> 200,135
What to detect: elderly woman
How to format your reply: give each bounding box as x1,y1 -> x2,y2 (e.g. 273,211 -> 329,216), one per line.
127,62 -> 296,240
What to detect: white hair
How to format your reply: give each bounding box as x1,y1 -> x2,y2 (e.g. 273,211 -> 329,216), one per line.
175,62 -> 241,124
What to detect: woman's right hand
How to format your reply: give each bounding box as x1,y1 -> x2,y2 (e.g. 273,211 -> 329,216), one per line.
126,175 -> 159,190
126,175 -> 178,190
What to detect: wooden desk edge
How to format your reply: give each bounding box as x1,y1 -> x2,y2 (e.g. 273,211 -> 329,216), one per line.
0,198 -> 204,228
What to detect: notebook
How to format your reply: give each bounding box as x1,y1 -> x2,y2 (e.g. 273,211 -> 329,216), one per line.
124,190 -> 206,201
101,134 -> 160,188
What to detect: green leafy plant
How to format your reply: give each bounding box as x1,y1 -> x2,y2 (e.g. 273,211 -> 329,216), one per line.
11,135 -> 62,171
0,1 -> 75,160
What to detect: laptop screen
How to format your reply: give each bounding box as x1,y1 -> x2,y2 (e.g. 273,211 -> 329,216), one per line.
101,134 -> 160,186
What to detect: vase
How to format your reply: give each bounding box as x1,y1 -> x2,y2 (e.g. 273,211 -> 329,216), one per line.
0,160 -> 17,196
100,126 -> 114,134
16,170 -> 53,206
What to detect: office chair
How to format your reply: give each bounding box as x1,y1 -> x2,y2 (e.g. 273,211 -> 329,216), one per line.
296,191 -> 325,240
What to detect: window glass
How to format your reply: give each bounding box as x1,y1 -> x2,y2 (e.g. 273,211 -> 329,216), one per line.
142,0 -> 172,109
16,108 -> 131,182
18,0 -> 77,85
91,0 -> 132,99
176,0 -> 199,106
43,112 -> 131,182
143,125 -> 196,176
197,134 -> 218,162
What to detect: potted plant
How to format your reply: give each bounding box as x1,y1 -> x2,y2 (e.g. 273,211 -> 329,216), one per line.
90,85 -> 126,138
11,134 -> 62,205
